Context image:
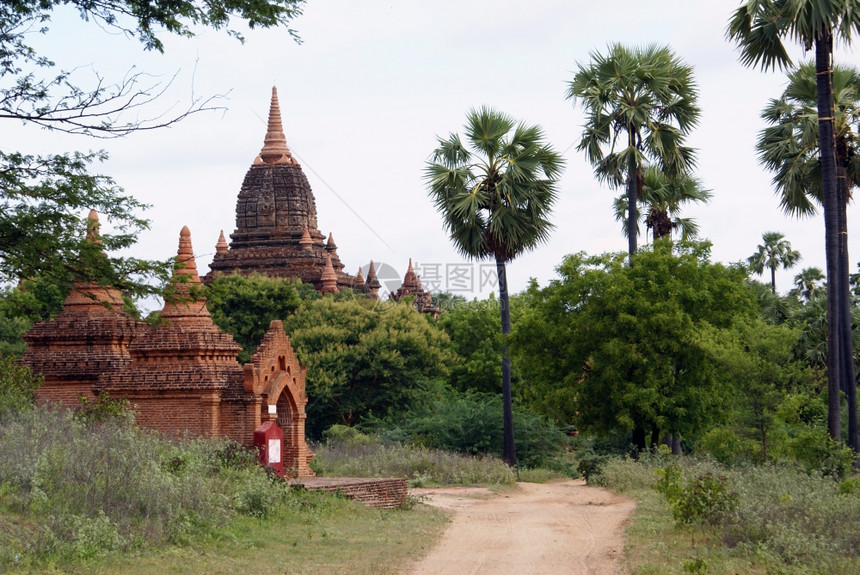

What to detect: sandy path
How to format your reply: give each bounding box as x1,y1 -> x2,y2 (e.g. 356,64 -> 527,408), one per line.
408,480 -> 635,575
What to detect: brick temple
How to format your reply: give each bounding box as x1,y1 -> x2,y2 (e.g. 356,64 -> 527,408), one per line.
203,87 -> 360,294
389,259 -> 439,317
21,215 -> 315,477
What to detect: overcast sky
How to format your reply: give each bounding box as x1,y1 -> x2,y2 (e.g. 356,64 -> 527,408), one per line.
12,1 -> 860,308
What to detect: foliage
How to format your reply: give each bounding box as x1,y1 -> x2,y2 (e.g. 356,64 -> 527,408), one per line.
611,167 -> 711,243
655,465 -> 738,526
567,43 -> 699,255
74,392 -> 134,426
0,406 -> 296,567
437,294 -> 525,394
0,0 -> 304,296
0,356 -> 41,419
367,383 -> 570,469
698,318 -> 815,463
513,241 -> 758,449
310,434 -> 516,486
600,457 -> 860,574
206,273 -> 308,362
283,298 -> 454,438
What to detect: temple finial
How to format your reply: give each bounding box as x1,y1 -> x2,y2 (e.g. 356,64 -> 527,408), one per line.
215,230 -> 229,255
320,254 -> 339,294
259,86 -> 295,165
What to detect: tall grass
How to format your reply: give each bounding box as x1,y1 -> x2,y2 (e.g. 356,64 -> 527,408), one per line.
0,406 -> 288,567
311,436 -> 516,486
591,455 -> 860,574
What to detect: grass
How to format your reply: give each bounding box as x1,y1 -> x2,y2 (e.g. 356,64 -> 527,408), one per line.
590,455 -> 860,575
2,490 -> 449,575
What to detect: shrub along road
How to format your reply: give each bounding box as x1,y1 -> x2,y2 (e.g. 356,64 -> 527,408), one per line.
409,480 -> 635,575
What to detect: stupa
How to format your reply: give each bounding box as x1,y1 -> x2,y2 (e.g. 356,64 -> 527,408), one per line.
203,87 -> 358,291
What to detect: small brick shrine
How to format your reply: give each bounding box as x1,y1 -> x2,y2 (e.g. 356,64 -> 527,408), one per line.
21,217 -> 315,477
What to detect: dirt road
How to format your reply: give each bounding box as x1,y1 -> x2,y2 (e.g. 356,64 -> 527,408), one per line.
408,480 -> 635,575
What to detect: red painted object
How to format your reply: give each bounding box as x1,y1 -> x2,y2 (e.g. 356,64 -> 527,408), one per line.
254,421 -> 284,478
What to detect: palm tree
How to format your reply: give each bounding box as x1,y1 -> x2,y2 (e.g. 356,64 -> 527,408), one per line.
756,61 -> 860,452
728,0 -> 860,447
612,167 -> 711,244
425,107 -> 564,468
566,43 -> 700,258
748,232 -> 802,294
793,267 -> 826,303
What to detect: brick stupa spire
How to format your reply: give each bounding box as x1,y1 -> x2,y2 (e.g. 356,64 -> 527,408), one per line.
258,86 -> 296,166
320,254 -> 338,295
161,226 -> 211,324
365,261 -> 381,300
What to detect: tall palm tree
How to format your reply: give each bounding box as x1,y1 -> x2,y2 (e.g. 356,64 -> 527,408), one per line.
728,0 -> 860,446
566,43 -> 700,258
755,61 -> 860,452
748,231 -> 802,294
612,167 -> 711,243
425,107 -> 564,468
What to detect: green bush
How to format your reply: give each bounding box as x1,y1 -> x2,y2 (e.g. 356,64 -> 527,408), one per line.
0,356 -> 41,419
370,386 -> 569,468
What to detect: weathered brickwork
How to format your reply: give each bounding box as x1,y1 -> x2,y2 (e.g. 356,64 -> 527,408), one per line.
292,477 -> 408,509
389,258 -> 440,317
21,218 -> 315,478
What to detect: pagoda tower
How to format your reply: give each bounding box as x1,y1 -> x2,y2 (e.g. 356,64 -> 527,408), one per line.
204,87 -> 356,291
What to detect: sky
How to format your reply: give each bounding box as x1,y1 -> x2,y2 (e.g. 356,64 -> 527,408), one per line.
10,0 -> 860,309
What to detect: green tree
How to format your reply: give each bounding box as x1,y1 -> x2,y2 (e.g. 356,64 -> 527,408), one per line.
283,298 -> 454,438
513,241 -> 758,451
728,0 -> 860,447
425,107 -> 564,468
702,318 -> 813,461
747,231 -> 802,294
612,167 -> 711,243
1,0 -> 304,296
566,43 -> 700,257
205,274 -> 310,363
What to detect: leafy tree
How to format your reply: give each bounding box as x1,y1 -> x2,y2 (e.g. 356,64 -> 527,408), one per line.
728,0 -> 860,447
283,298 -> 454,438
612,168 -> 711,244
205,274 -> 309,363
566,43 -> 700,257
701,318 -> 814,461
438,296 -> 504,394
0,277 -> 67,357
513,241 -> 758,451
425,107 -> 564,468
747,231 -> 802,294
1,0 -> 304,296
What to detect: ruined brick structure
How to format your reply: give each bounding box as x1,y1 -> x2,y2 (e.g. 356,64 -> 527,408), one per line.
22,218 -> 315,477
203,87 -> 358,294
389,259 -> 440,317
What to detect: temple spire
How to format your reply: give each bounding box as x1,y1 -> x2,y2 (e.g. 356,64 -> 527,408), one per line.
320,254 -> 338,294
162,226 -> 210,322
259,86 -> 295,165
215,230 -> 229,256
